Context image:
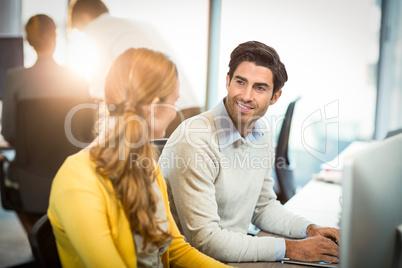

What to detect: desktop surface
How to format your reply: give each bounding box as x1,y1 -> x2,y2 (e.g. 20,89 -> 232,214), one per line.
282,259 -> 338,267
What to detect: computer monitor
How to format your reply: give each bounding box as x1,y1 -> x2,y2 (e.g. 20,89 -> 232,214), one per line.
0,37 -> 24,99
340,133 -> 402,268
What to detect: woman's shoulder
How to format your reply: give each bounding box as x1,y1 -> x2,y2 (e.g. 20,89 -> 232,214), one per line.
52,150 -> 101,191
61,150 -> 95,173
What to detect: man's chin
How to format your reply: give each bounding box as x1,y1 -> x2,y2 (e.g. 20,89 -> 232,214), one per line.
237,118 -> 255,128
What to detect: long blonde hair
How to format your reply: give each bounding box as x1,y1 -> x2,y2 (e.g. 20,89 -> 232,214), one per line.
90,48 -> 177,248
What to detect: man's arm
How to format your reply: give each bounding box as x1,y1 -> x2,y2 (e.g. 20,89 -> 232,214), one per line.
252,171 -> 310,238
251,165 -> 340,263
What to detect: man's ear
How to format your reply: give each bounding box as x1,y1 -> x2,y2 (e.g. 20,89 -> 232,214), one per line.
226,75 -> 230,92
270,89 -> 282,105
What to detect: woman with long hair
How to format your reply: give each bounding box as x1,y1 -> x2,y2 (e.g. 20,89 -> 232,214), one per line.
48,48 -> 230,267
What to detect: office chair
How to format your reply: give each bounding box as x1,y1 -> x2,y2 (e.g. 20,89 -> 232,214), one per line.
385,128 -> 402,139
275,97 -> 300,204
0,154 -> 21,211
164,107 -> 203,138
28,214 -> 62,268
150,138 -> 168,159
0,97 -> 97,214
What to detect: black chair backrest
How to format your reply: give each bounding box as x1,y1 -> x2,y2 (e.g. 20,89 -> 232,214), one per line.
12,97 -> 97,213
16,97 -> 97,178
28,214 -> 61,268
385,128 -> 402,139
275,97 -> 300,204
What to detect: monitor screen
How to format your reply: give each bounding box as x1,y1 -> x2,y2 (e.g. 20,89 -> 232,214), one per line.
0,37 -> 24,99
340,133 -> 402,268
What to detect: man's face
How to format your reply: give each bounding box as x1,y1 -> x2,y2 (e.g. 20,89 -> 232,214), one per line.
225,61 -> 281,135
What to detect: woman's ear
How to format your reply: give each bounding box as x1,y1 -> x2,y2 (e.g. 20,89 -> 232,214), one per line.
144,97 -> 160,113
141,97 -> 161,115
151,97 -> 160,105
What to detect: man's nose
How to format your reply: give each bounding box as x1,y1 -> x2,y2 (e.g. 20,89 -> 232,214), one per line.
241,85 -> 254,102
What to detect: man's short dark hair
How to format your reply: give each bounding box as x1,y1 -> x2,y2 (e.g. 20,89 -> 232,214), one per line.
70,0 -> 109,28
227,41 -> 288,94
25,14 -> 56,52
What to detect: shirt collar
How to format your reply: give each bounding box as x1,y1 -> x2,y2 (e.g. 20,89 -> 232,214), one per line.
212,98 -> 264,151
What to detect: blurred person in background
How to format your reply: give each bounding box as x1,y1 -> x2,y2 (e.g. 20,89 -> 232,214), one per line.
1,14 -> 90,233
2,14 -> 90,146
69,0 -> 202,137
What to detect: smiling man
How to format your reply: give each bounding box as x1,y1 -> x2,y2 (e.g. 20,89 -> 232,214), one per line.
159,41 -> 340,263
224,60 -> 281,138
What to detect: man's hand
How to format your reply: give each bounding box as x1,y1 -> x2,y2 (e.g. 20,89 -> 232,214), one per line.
285,236 -> 339,263
284,225 -> 340,263
307,224 -> 340,243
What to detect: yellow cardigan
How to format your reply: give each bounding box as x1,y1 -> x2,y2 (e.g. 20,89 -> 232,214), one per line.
48,150 -> 230,268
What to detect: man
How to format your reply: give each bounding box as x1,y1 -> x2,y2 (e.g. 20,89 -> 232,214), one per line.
2,14 -> 90,147
1,14 -> 90,233
159,41 -> 340,263
69,0 -> 201,137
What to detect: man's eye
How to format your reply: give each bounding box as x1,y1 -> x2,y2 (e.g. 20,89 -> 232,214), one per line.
257,86 -> 266,91
236,80 -> 244,85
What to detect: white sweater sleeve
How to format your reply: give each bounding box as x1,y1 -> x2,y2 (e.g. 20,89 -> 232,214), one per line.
252,171 -> 309,238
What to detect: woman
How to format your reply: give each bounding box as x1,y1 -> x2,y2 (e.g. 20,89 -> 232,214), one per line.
48,48 -> 230,267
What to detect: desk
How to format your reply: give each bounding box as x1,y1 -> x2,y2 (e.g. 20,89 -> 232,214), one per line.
227,179 -> 342,267
284,179 -> 341,228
